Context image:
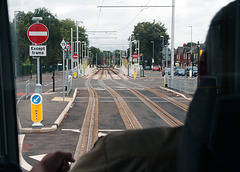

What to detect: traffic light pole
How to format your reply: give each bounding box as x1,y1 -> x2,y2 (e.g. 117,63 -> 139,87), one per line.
62,49 -> 65,102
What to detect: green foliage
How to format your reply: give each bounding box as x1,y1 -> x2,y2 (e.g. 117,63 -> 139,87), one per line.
21,57 -> 31,66
13,8 -> 89,69
186,42 -> 197,47
12,8 -> 170,73
90,46 -> 103,65
133,20 -> 170,66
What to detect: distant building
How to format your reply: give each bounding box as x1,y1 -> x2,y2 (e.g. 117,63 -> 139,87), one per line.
174,42 -> 205,68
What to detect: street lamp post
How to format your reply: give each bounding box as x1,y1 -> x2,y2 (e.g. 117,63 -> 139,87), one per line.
170,0 -> 175,76
188,26 -> 193,77
76,21 -> 83,77
161,36 -> 165,70
138,40 -> 140,65
81,41 -> 86,76
151,41 -> 154,69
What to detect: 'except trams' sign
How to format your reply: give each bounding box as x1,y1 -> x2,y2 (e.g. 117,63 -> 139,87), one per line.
29,45 -> 46,56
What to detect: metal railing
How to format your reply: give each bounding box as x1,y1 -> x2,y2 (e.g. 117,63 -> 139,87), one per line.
25,80 -> 30,99
66,75 -> 72,96
168,76 -> 198,94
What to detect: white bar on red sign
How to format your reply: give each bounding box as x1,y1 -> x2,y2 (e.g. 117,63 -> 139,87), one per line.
29,31 -> 48,36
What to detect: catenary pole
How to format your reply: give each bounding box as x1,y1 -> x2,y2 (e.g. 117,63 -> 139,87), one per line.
170,0 -> 175,76
76,22 -> 79,77
71,28 -> 73,76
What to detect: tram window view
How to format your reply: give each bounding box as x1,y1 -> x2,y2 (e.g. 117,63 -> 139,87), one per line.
1,0 -> 239,171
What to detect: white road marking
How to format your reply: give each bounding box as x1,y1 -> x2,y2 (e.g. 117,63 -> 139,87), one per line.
98,129 -> 123,132
61,129 -> 81,133
98,132 -> 107,137
29,154 -> 47,161
19,134 -> 32,171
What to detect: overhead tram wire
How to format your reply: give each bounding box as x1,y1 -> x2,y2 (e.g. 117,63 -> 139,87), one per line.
92,0 -> 105,46
96,1 -> 173,34
95,0 -> 104,31
97,6 -> 171,8
96,1 -> 175,74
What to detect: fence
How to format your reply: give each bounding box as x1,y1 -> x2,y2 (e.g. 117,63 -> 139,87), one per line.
65,74 -> 72,96
168,76 -> 198,95
25,80 -> 30,99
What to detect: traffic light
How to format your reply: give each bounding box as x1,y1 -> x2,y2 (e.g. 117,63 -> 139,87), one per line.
140,53 -> 143,61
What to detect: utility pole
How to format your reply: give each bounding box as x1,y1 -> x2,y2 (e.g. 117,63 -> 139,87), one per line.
151,41 -> 154,69
76,22 -> 79,78
189,26 -> 193,77
71,28 -> 73,76
170,0 -> 175,76
96,53 -> 97,67
161,36 -> 165,69
137,40 -> 140,65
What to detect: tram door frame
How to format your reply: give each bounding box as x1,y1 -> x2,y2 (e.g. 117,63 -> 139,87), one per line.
0,0 -> 20,171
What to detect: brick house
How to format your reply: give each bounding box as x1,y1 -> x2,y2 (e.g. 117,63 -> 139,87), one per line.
174,43 -> 205,68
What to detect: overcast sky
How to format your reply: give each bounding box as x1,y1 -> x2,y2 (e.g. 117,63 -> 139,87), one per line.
8,0 -> 234,51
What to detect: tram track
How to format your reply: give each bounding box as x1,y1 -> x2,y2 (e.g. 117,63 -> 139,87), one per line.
108,69 -> 183,127
76,67 -> 185,160
74,70 -> 99,160
75,68 -> 142,160
99,69 -> 142,129
110,68 -> 189,112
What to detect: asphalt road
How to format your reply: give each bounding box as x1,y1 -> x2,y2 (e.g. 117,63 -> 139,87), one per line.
18,69 -> 192,171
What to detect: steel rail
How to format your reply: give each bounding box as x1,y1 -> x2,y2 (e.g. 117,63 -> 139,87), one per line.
145,88 -> 189,112
110,69 -> 188,112
109,69 -> 183,127
75,71 -> 99,159
99,69 -> 142,129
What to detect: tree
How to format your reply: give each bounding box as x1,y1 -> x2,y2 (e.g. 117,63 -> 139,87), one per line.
15,8 -> 62,67
90,46 -> 102,65
60,19 -> 88,46
133,20 -> 170,67
13,8 -> 89,75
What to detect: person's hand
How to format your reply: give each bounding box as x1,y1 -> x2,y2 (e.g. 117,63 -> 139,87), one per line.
30,151 -> 75,172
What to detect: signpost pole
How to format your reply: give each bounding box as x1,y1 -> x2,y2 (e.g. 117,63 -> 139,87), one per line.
34,56 -> 42,95
71,28 -> 73,76
37,57 -> 40,83
28,18 -> 49,96
62,49 -> 65,102
28,18 -> 49,126
76,22 -> 79,78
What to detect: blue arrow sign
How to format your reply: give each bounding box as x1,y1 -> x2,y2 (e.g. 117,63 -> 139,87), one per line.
31,93 -> 42,105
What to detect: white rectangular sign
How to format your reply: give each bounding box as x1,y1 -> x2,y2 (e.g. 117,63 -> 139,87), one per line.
29,45 -> 47,56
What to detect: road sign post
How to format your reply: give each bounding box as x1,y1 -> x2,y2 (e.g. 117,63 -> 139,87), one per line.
31,93 -> 43,127
73,54 -> 78,59
27,23 -> 49,44
28,22 -> 49,96
60,39 -> 66,102
133,53 -> 138,63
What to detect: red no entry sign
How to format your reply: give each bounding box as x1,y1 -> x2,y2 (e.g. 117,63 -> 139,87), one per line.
64,43 -> 71,52
73,54 -> 78,59
133,53 -> 138,59
27,23 -> 49,44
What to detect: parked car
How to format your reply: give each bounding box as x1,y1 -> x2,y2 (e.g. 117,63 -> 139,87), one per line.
145,66 -> 151,70
162,68 -> 171,76
152,66 -> 159,71
174,69 -> 185,76
185,66 -> 198,76
193,68 -> 198,77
